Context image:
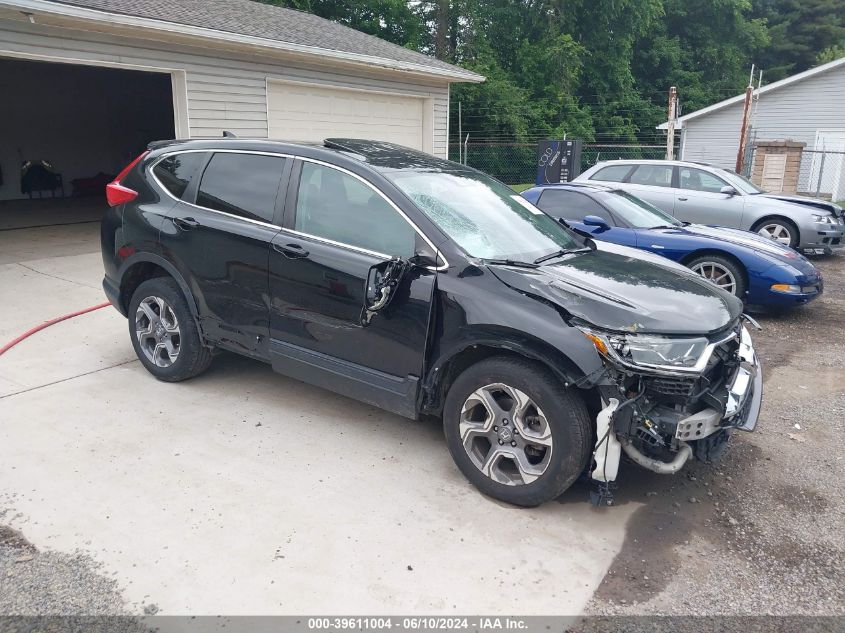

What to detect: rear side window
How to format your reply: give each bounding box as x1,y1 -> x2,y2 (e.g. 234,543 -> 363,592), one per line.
628,164 -> 674,187
590,164 -> 632,183
537,189 -> 613,223
295,162 -> 415,257
196,153 -> 285,224
153,152 -> 207,199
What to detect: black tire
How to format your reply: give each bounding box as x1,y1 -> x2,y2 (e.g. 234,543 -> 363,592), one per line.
751,217 -> 799,248
443,356 -> 592,507
686,253 -> 748,300
128,277 -> 212,382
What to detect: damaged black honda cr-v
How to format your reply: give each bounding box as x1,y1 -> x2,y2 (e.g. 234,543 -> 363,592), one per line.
101,138 -> 762,506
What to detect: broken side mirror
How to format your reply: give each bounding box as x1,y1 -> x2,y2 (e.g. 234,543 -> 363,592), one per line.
362,257 -> 411,325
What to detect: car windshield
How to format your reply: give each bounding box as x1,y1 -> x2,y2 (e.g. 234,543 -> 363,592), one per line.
387,169 -> 582,262
596,190 -> 682,228
720,170 -> 764,194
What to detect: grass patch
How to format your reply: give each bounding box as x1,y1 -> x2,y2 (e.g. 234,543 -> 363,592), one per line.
510,183 -> 535,193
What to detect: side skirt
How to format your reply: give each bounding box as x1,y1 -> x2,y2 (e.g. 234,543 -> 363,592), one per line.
269,339 -> 419,419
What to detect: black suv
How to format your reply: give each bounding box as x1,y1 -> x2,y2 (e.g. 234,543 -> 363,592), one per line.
102,138 -> 762,506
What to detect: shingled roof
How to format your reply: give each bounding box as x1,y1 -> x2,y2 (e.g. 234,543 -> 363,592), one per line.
36,0 -> 483,81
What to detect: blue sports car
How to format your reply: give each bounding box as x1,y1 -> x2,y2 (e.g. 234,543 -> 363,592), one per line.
521,182 -> 823,309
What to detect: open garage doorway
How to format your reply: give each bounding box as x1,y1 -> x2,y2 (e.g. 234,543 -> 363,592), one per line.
0,57 -> 175,233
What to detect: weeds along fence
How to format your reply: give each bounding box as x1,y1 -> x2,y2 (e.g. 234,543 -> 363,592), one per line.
447,143 -> 667,185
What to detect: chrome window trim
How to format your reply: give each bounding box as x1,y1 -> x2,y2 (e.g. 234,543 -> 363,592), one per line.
149,149 -> 449,270
294,156 -> 449,271
149,149 -> 290,230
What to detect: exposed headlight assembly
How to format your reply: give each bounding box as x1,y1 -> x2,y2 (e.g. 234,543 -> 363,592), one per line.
812,214 -> 834,224
579,327 -> 718,374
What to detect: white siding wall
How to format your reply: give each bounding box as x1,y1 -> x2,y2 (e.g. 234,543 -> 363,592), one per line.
681,63 -> 845,169
0,17 -> 451,157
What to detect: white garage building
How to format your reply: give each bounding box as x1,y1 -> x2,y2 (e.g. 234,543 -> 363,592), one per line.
0,0 -> 482,206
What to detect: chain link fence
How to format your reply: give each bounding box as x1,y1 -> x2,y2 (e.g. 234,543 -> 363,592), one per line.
447,143 -> 666,185
797,150 -> 845,202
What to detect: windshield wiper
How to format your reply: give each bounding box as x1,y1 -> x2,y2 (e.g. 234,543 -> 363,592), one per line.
532,247 -> 593,265
648,224 -> 679,230
484,258 -> 539,268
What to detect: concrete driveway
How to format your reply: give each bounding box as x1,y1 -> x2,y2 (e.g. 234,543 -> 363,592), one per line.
0,223 -> 634,615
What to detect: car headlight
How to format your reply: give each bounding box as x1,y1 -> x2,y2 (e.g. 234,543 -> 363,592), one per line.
812,214 -> 834,224
579,327 -> 712,373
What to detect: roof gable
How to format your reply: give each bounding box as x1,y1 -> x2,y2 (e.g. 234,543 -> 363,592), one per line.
15,0 -> 483,82
658,56 -> 845,129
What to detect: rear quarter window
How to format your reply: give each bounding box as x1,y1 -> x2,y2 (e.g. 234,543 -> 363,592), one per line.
590,164 -> 633,183
152,152 -> 207,199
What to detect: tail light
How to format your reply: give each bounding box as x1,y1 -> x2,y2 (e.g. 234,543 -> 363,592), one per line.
106,150 -> 149,207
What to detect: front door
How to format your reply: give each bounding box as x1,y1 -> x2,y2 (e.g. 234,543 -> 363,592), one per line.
268,160 -> 436,417
673,166 -> 745,228
161,151 -> 289,356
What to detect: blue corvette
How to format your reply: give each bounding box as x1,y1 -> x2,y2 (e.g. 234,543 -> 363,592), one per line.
521,183 -> 823,309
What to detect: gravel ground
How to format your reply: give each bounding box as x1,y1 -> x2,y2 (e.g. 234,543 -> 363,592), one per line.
584,250 -> 845,619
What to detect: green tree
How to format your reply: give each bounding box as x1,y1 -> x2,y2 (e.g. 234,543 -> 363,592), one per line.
752,0 -> 845,80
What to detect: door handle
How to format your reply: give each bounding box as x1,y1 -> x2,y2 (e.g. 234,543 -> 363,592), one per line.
273,242 -> 309,259
173,217 -> 200,231
677,197 -> 688,201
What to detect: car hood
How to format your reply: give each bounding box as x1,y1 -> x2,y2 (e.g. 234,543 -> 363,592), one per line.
757,193 -> 842,217
487,249 -> 743,336
653,224 -> 819,276
657,222 -> 798,254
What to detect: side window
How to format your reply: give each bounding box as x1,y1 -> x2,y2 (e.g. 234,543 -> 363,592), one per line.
590,164 -> 632,183
295,162 -> 416,257
196,153 -> 285,223
679,167 -> 728,193
537,190 -> 614,224
628,165 -> 673,188
153,152 -> 207,199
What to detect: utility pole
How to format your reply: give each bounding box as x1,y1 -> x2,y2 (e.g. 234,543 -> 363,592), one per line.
666,86 -> 678,160
735,65 -> 755,174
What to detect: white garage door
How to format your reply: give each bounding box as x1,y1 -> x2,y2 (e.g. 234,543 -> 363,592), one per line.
267,81 -> 424,149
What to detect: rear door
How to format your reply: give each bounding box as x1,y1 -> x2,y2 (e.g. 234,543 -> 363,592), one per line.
623,164 -> 677,214
674,166 -> 745,228
160,150 -> 290,356
267,159 -> 437,418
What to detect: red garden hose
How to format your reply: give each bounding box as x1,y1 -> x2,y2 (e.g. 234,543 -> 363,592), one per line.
0,302 -> 111,357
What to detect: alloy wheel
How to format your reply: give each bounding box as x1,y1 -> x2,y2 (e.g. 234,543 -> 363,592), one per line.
459,383 -> 553,486
135,295 -> 181,367
690,261 -> 738,295
757,223 -> 792,245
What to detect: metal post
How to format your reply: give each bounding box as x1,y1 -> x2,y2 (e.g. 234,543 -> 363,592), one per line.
458,101 -> 462,164
666,86 -> 677,160
815,146 -> 826,197
463,134 -> 469,165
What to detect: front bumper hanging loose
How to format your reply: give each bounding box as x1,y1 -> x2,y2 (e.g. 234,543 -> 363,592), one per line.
592,326 -> 763,481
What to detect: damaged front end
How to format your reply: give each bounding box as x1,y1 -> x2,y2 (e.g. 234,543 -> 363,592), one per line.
582,318 -> 763,501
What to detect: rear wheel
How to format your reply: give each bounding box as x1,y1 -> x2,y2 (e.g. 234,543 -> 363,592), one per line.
128,277 -> 212,382
753,218 -> 798,248
443,357 -> 591,507
687,254 -> 747,299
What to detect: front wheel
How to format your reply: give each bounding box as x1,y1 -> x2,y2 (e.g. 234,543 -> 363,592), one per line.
687,254 -> 747,299
753,218 -> 799,248
443,357 -> 592,507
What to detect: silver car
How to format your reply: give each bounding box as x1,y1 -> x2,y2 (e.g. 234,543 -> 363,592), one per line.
576,160 -> 844,252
